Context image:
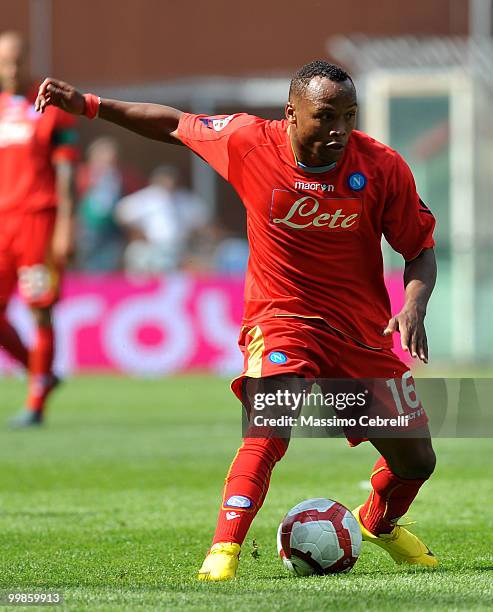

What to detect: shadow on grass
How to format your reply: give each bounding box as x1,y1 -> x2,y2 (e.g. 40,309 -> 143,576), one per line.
466,564 -> 493,572
254,566 -> 461,579
0,511 -> 101,518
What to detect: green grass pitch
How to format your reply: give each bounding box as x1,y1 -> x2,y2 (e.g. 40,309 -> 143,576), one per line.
0,375 -> 492,610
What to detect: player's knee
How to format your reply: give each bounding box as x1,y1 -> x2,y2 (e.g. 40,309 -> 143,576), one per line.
413,448 -> 435,479
397,445 -> 436,480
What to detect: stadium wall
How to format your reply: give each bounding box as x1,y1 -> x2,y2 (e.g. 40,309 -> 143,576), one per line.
1,0 -> 468,84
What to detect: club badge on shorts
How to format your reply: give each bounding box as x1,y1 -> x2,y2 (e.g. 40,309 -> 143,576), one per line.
268,351 -> 288,364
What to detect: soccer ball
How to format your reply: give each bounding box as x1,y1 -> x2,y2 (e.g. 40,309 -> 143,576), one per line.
277,498 -> 362,575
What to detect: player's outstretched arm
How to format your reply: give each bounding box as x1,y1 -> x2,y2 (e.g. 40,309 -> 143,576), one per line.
384,247 -> 437,363
35,78 -> 183,144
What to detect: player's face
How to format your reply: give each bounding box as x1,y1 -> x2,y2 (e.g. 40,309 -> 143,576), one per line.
286,77 -> 357,166
0,35 -> 28,94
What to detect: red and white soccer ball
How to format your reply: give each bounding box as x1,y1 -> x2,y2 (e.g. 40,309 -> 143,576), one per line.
277,498 -> 362,576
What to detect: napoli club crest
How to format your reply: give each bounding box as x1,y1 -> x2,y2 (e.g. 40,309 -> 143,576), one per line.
268,351 -> 288,364
348,172 -> 367,191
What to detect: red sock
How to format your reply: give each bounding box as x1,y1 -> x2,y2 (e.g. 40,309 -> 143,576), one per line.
360,456 -> 428,535
0,316 -> 29,367
27,325 -> 55,413
212,436 -> 289,546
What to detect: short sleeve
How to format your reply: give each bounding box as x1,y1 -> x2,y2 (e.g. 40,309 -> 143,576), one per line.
51,108 -> 79,164
177,112 -> 258,181
383,153 -> 435,261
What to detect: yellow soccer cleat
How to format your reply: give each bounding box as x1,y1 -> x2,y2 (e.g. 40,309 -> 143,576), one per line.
197,542 -> 241,581
352,505 -> 438,568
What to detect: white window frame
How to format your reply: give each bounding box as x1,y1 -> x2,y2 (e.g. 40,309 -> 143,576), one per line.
361,69 -> 476,360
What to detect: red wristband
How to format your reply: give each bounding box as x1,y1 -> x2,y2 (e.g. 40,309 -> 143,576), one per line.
83,93 -> 100,119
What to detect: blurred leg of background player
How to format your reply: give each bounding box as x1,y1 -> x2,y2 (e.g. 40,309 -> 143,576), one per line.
1,212 -> 61,428
0,304 -> 58,428
0,252 -> 28,370
0,219 -> 30,403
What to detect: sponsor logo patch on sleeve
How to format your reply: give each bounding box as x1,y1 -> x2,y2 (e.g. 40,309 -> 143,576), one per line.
199,115 -> 236,132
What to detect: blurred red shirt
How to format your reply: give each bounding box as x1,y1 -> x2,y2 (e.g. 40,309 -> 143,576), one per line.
0,87 -> 78,214
179,113 -> 435,349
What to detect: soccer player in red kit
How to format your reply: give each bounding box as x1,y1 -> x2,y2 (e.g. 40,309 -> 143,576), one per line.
36,60 -> 438,578
0,32 -> 78,427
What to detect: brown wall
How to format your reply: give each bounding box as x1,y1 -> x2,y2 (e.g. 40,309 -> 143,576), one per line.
0,0 -> 470,234
2,0 -> 469,85
0,1 -> 29,32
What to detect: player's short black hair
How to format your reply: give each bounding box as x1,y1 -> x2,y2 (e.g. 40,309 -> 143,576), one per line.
289,60 -> 354,100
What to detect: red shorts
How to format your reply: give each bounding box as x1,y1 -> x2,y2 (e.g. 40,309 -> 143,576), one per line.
0,210 -> 60,308
232,317 -> 428,444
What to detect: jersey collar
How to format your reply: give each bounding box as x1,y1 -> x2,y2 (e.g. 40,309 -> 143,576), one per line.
296,159 -> 337,173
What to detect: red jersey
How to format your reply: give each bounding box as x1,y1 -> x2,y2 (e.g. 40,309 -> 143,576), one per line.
0,88 -> 78,214
178,113 -> 435,349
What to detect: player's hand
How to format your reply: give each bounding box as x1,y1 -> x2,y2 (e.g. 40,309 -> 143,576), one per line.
35,78 -> 85,115
383,303 -> 428,363
51,217 -> 75,268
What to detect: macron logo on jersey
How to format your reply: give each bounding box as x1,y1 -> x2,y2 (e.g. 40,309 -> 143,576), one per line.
294,181 -> 335,192
270,190 -> 362,232
199,114 -> 236,132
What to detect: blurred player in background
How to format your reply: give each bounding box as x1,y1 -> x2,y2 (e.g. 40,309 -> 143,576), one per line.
115,165 -> 208,274
76,136 -> 144,271
0,32 -> 78,427
35,60 -> 437,577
